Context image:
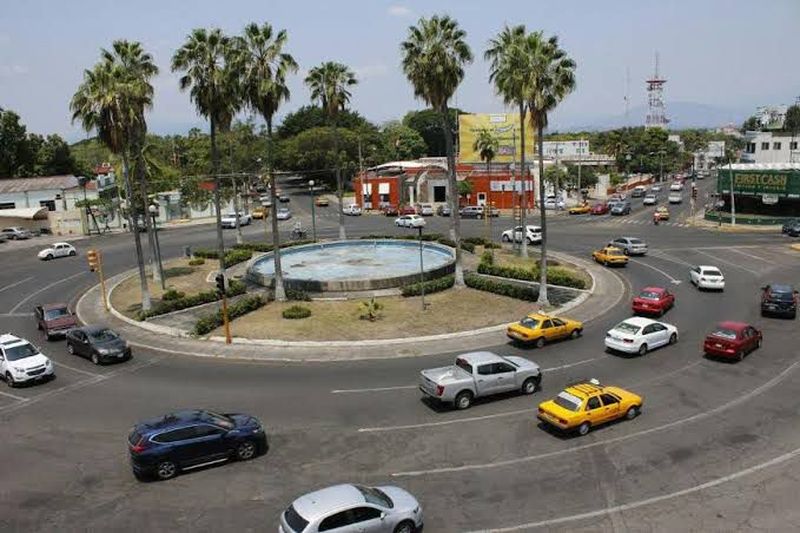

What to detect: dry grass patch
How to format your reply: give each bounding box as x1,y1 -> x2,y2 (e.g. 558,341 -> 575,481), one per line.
219,288 -> 535,341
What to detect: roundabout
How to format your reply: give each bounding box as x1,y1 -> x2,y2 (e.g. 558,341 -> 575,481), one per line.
1,186 -> 800,532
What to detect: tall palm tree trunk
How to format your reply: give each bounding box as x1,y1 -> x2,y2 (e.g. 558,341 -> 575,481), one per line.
441,105 -> 464,287
536,121 -> 549,305
518,102 -> 528,259
233,177 -> 243,244
121,152 -> 151,311
267,120 -> 286,301
135,141 -> 161,288
334,123 -> 346,240
210,119 -> 226,277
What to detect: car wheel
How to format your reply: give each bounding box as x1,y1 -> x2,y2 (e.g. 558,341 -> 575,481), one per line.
603,260 -> 609,267
91,353 -> 100,365
521,377 -> 537,395
454,391 -> 473,410
623,249 -> 630,255
502,234 -> 511,242
155,460 -> 178,481
235,440 -> 257,461
67,343 -> 74,355
68,250 -> 76,257
578,422 -> 591,436
570,328 -> 581,339
535,337 -> 546,349
46,254 -> 53,261
737,350 -> 745,362
394,521 -> 415,533
668,333 -> 677,345
626,405 -> 640,419
638,343 -> 648,356
5,372 -> 15,388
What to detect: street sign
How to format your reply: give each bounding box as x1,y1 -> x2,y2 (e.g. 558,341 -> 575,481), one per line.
762,194 -> 779,205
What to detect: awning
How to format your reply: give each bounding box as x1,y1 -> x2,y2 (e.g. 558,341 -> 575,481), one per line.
0,207 -> 50,220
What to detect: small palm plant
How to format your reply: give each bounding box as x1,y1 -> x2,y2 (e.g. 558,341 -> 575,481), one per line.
358,298 -> 384,322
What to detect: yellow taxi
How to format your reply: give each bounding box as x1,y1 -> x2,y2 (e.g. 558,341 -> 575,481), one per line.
251,206 -> 269,219
592,246 -> 629,266
537,379 -> 643,436
655,206 -> 670,220
507,313 -> 583,348
315,196 -> 330,207
568,203 -> 591,215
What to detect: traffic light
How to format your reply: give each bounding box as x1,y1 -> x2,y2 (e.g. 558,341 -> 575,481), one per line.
87,249 -> 99,272
692,187 -> 698,199
215,273 -> 226,295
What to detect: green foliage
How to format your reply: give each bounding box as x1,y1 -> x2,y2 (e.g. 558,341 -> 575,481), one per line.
359,234 -> 444,241
192,248 -> 219,259
135,278 -> 246,321
478,262 -> 538,282
436,237 -> 475,253
282,304 -> 311,319
0,109 -> 80,177
464,273 -> 538,301
401,275 -> 455,297
464,237 -> 488,246
277,105 -> 373,139
456,180 -> 473,196
164,266 -> 195,278
480,250 -> 494,265
161,288 -> 186,301
484,242 -> 502,249
223,248 -> 253,268
188,258 -> 206,266
477,254 -> 586,289
194,295 -> 265,335
382,121 -> 428,160
232,239 -> 314,253
785,105 -> 800,134
402,108 -> 464,156
285,288 -> 311,301
358,298 -> 384,322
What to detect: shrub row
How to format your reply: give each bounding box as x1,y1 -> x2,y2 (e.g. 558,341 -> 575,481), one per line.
401,275 -> 455,297
477,254 -> 587,290
285,288 -> 311,301
164,266 -> 195,278
135,279 -> 247,321
194,294 -> 265,335
188,258 -> 206,266
222,248 -> 253,268
464,273 -> 539,301
162,288 -> 185,301
282,304 -> 311,319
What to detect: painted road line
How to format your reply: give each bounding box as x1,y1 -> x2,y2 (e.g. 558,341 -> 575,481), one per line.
727,247 -> 773,263
648,250 -> 693,267
9,271 -> 86,313
0,312 -> 35,317
694,249 -> 761,276
358,407 -> 532,433
332,385 -> 418,394
0,276 -> 34,294
628,258 -> 682,285
0,389 -> 29,401
53,361 -> 101,377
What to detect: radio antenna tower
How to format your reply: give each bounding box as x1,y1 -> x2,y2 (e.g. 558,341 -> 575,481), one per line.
645,52 -> 669,129
624,67 -> 631,124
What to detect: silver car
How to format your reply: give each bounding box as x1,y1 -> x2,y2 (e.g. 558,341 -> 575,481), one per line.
280,484 -> 423,533
609,237 -> 648,256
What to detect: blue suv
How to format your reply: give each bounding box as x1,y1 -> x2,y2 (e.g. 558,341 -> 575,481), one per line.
128,409 -> 268,481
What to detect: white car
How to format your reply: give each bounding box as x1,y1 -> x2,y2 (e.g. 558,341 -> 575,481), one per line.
604,317 -> 678,356
343,204 -> 362,216
220,213 -> 251,228
643,194 -> 657,205
0,334 -> 55,387
668,192 -> 683,204
544,197 -> 565,210
690,265 -> 725,291
651,184 -> 662,192
501,225 -> 542,244
276,208 -> 292,220
670,182 -> 684,192
417,204 -> 434,216
395,214 -> 426,228
38,242 -> 77,261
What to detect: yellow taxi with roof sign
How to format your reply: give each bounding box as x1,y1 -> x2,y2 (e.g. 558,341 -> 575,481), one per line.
506,313 -> 583,348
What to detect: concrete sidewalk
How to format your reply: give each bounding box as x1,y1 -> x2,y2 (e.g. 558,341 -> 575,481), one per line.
75,251 -> 626,363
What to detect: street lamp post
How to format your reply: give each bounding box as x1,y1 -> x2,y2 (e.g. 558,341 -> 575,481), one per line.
309,179 -> 317,242
148,204 -> 165,289
417,225 -> 426,311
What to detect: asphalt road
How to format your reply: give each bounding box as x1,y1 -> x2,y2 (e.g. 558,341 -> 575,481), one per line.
1,176 -> 799,532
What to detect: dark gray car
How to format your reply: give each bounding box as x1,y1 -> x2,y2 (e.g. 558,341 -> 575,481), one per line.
66,326 -> 131,365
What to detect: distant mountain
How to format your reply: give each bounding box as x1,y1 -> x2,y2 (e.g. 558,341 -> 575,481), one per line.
559,101 -> 750,131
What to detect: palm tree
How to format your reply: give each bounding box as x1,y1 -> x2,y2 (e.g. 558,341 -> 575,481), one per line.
523,32 -> 576,305
172,28 -> 241,277
473,127 -> 499,178
71,40 -> 156,311
235,22 -> 298,302
486,25 -> 532,258
401,15 -> 473,287
304,62 -> 357,240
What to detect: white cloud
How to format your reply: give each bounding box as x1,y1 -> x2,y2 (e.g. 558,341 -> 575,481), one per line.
387,5 -> 412,17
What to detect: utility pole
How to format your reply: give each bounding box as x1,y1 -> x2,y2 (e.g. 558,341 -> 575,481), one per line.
510,128 -> 518,254
728,158 -> 736,226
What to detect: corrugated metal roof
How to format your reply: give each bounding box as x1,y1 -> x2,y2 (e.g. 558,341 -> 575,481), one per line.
0,175 -> 80,193
728,163 -> 800,170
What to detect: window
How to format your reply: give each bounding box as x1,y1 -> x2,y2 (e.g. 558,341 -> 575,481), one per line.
642,325 -> 655,335
586,397 -> 601,410
355,486 -> 393,508
494,362 -> 516,374
554,391 -> 582,411
350,507 -> 382,523
433,186 -> 446,202
746,143 -> 756,153
552,318 -> 566,327
152,428 -> 196,443
600,393 -> 620,406
319,510 -> 353,531
455,359 -> 473,374
191,425 -> 226,438
477,364 -> 493,375
0,202 -> 15,210
773,142 -> 781,150
3,343 -> 38,361
39,200 -> 56,211
761,142 -> 770,150
283,505 -> 309,533
541,320 -> 553,329
791,142 -> 798,150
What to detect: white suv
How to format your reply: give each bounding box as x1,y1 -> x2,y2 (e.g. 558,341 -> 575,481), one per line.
0,334 -> 55,387
501,225 -> 542,244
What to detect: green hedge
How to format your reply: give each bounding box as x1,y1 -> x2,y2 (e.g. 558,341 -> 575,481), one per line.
546,267 -> 588,290
476,256 -> 587,290
401,275 -> 455,297
162,289 -> 185,301
282,304 -> 311,319
285,288 -> 311,301
136,279 -> 247,321
465,273 -> 538,301
222,248 -> 253,268
164,266 -> 195,278
188,258 -> 205,266
194,295 -> 265,335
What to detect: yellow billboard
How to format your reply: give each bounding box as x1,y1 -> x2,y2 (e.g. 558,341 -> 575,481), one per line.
458,113 -> 535,163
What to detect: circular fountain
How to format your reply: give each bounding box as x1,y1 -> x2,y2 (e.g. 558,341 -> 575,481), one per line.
246,239 -> 455,294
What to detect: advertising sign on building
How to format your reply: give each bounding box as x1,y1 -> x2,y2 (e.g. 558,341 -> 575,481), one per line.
718,169 -> 800,198
458,113 -> 535,163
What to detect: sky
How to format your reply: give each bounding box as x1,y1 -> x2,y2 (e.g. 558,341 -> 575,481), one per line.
1,0 -> 798,141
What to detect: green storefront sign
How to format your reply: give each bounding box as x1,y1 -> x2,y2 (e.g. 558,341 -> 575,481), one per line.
717,169 -> 800,198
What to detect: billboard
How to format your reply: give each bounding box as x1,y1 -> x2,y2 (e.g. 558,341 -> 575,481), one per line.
459,113 -> 535,163
718,169 -> 800,198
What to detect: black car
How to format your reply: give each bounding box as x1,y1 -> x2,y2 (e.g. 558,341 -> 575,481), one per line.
128,409 -> 268,481
761,284 -> 798,319
436,204 -> 451,216
782,219 -> 800,237
66,326 -> 131,364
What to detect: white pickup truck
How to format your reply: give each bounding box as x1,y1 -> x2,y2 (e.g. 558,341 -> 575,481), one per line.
419,351 -> 542,410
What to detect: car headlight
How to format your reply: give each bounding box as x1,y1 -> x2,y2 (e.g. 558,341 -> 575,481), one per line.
97,348 -> 111,355
45,359 -> 53,367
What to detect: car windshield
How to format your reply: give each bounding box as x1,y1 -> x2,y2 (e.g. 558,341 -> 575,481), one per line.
4,343 -> 39,361
283,505 -> 309,533
711,328 -> 738,340
638,291 -> 661,300
608,249 -> 624,256
553,391 -> 582,412
628,239 -> 643,245
203,411 -> 235,429
88,328 -> 119,342
44,308 -> 70,320
769,291 -> 794,302
356,485 -> 393,508
703,269 -> 722,277
519,317 -> 540,329
614,321 -> 641,334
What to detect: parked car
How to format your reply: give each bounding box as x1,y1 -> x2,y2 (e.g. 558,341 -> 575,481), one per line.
2,227 -> 33,240
537,379 -> 642,436
604,316 -> 678,356
37,242 -> 77,261
703,322 -> 762,361
501,225 -> 542,244
382,204 -> 399,216
420,351 -> 541,410
436,204 -> 451,217
668,192 -> 683,204
416,203 -> 434,216
590,202 -> 609,215
277,208 -> 292,220
66,326 -> 131,364
592,246 -> 628,267
643,193 -> 658,205
251,206 -> 268,219
689,265 -> 725,291
631,287 -> 675,317
343,204 -> 362,216
0,334 -> 55,387
781,218 -> 800,237
610,200 -> 631,215
127,409 -> 268,481
568,203 -> 591,215
609,236 -> 648,256
220,213 -> 252,228
631,185 -> 647,198
459,205 -> 484,218
506,313 -> 583,348
760,284 -> 798,318
34,303 -> 77,340
280,484 -> 423,533
314,196 -> 329,207
398,205 -> 417,215
394,214 -> 425,228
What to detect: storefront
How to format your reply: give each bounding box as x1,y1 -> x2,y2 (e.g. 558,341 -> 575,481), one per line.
716,163 -> 800,218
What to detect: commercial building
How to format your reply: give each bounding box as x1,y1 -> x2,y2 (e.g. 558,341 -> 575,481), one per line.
742,131 -> 799,164
716,163 -> 800,218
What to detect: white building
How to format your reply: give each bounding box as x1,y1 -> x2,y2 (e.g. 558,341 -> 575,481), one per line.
755,105 -> 788,130
742,131 -> 799,164
541,140 -> 590,159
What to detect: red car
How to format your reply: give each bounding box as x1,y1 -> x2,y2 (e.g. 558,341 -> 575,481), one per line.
382,204 -> 399,216
631,287 -> 675,316
703,321 -> 762,361
398,205 -> 417,215
590,203 -> 609,215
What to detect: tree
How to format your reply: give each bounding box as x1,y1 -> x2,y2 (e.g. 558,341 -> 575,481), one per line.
235,21 -> 298,302
277,105 -> 372,139
402,108 -> 462,156
523,31 -> 576,306
741,115 -> 760,133
785,105 -> 800,163
305,61 -> 358,240
172,28 -> 242,279
35,134 -> 79,176
382,122 -> 427,160
401,14 -> 473,287
71,41 -> 156,311
473,127 -> 498,176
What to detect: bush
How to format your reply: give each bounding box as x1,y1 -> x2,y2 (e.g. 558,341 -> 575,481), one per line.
193,248 -> 219,259
359,234 -> 444,242
435,238 -> 475,253
162,288 -> 185,301
233,240 -> 315,253
164,266 -> 194,278
401,275 -> 455,297
358,298 -> 384,321
285,288 -> 311,301
464,273 -> 539,301
545,267 -> 588,290
227,279 -> 247,296
223,248 -> 253,268
282,304 -> 311,319
480,250 -> 494,266
464,237 -> 488,246
477,262 -> 538,282
193,295 -> 265,335
188,258 -> 205,266
136,278 -> 246,320
484,242 -> 502,249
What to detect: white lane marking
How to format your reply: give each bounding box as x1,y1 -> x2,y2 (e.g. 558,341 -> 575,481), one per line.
0,312 -> 35,317
0,389 -> 28,401
648,250 -> 693,267
9,271 -> 86,313
727,247 -> 772,263
391,356 -> 800,477
53,361 -> 100,377
359,408 -> 532,433
0,276 -> 34,294
332,385 -> 418,394
544,356 -> 605,372
694,249 -> 761,276
628,258 -> 682,285
470,445 -> 800,532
